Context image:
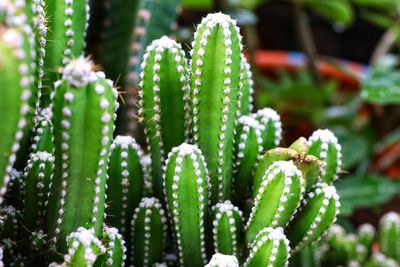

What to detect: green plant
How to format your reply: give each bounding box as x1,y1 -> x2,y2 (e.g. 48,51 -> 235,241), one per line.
0,3 -> 344,266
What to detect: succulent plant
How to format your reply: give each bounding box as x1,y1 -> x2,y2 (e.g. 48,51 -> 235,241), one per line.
0,4 -> 345,266
379,212 -> 400,261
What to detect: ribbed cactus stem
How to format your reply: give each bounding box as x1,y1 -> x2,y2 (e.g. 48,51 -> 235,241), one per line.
246,160 -> 305,244
4,169 -> 24,209
233,115 -> 262,204
0,3 -> 35,203
94,226 -> 127,267
0,205 -> 21,241
190,13 -> 243,202
211,201 -> 243,258
239,56 -> 254,116
130,197 -> 167,267
164,144 -> 210,266
46,58 -> 118,249
206,253 -> 239,267
244,227 -> 290,267
42,0 -> 90,105
31,108 -> 54,153
379,212 -> 400,261
63,227 -> 105,267
141,154 -> 153,196
22,151 -> 54,232
106,135 -> 144,237
286,183 -> 340,252
308,129 -> 342,184
357,223 -> 375,258
368,253 -> 398,267
252,108 -> 282,151
139,36 -> 189,199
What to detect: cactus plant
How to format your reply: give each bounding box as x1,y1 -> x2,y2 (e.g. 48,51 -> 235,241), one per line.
379,212 -> 400,261
45,57 -> 118,250
0,5 -> 346,266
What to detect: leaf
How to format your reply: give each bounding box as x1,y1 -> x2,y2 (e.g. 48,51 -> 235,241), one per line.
361,63 -> 400,104
360,10 -> 395,29
351,0 -> 398,10
375,127 -> 400,152
335,175 -> 400,216
304,0 -> 354,26
228,0 -> 267,10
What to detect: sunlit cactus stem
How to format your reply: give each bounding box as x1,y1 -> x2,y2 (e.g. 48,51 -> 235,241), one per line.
42,0 -> 90,106
139,36 -> 189,200
286,182 -> 340,252
211,201 -> 243,259
232,115 -> 262,205
244,227 -> 290,267
190,13 -> 243,202
0,2 -> 35,204
378,212 -> 400,261
94,226 -> 126,267
239,56 -> 254,116
130,197 -> 167,267
357,223 -> 375,259
206,253 -> 239,267
22,151 -> 54,232
106,135 -> 144,239
30,108 -> 54,153
45,58 -> 118,250
246,160 -> 305,244
252,108 -> 282,152
307,129 -> 342,184
164,144 -> 210,267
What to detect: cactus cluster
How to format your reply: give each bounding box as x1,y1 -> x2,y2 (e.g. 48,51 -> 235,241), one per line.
291,212 -> 400,267
0,1 -> 345,266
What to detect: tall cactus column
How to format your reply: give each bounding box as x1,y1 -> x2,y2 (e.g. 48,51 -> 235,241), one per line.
45,57 -> 118,250
0,3 -> 35,203
139,36 -> 189,200
164,144 -> 210,267
190,13 -> 243,202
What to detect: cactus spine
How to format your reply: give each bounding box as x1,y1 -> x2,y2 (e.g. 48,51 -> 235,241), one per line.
164,144 -> 210,267
206,253 -> 239,267
211,201 -> 243,258
94,226 -> 127,267
139,36 -> 189,199
45,58 -> 118,249
190,13 -> 243,202
0,1 -> 35,203
130,197 -> 167,267
30,108 -> 54,153
244,227 -> 290,267
106,135 -> 144,238
246,160 -> 305,244
239,56 -> 254,116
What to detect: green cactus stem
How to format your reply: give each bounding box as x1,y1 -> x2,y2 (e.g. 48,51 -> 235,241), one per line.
211,201 -> 243,258
0,2 -> 35,204
246,160 -> 305,244
139,36 -> 189,200
286,182 -> 340,252
94,226 -> 126,267
42,0 -> 90,106
366,253 -> 399,267
141,154 -> 153,196
45,57 -> 118,249
190,13 -> 243,202
30,108 -> 54,153
106,135 -> 144,238
206,253 -> 239,267
164,143 -> 210,267
357,223 -> 375,259
130,197 -> 167,267
252,108 -> 282,152
244,227 -> 290,267
239,56 -> 254,116
0,205 -> 21,241
4,169 -> 24,209
379,212 -> 400,261
126,0 -> 181,135
62,227 -> 105,267
233,115 -> 262,204
22,151 -> 54,232
307,129 -> 342,184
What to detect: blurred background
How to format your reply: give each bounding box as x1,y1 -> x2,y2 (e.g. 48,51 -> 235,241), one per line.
87,0 -> 400,232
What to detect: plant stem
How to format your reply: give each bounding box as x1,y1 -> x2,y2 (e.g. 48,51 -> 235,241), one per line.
370,26 -> 398,66
291,0 -> 322,86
